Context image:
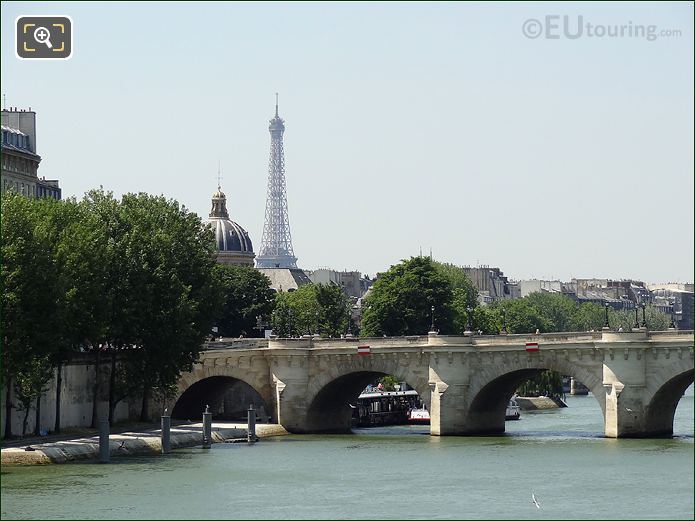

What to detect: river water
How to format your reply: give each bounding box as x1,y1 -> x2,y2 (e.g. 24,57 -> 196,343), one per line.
2,389 -> 693,520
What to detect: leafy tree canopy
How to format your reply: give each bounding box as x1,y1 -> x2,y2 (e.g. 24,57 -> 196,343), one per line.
271,283 -> 350,338
361,257 -> 454,336
214,264 -> 275,337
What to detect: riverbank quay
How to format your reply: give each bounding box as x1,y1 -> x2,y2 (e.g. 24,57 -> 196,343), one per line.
516,396 -> 567,410
1,422 -> 288,465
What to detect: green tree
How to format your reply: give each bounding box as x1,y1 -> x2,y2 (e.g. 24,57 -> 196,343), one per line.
270,284 -> 350,337
361,257 -> 454,336
213,265 -> 275,337
80,188 -> 130,427
524,292 -> 578,332
472,305 -> 502,335
270,294 -> 296,337
315,283 -> 351,337
378,375 -> 400,391
492,298 -> 550,334
433,262 -> 479,334
517,370 -> 564,399
116,192 -> 222,421
609,306 -> 671,331
13,356 -> 54,437
1,193 -> 63,437
570,302 -> 605,331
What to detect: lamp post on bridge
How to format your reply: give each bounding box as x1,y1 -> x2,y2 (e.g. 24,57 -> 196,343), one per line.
603,302 -> 611,330
641,301 -> 647,329
669,312 -> 677,330
633,304 -> 640,330
501,308 -> 508,335
430,305 -> 436,333
464,306 -> 473,336
255,315 -> 267,338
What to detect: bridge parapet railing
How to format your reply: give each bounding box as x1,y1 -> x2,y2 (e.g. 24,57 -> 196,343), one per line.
203,338 -> 269,351
269,336 -> 430,350
437,331 -> 603,347
269,332 -> 605,351
647,330 -> 694,339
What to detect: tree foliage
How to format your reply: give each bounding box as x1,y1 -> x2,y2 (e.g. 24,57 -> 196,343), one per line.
271,283 -> 350,338
113,193 -> 222,419
361,257 -> 454,336
1,189 -> 223,433
214,264 -> 275,337
1,193 -> 64,437
517,370 -> 564,399
433,261 -> 478,334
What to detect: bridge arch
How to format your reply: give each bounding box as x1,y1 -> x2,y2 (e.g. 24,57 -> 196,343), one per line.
643,358 -> 694,437
302,355 -> 430,433
460,357 -> 605,435
171,363 -> 274,421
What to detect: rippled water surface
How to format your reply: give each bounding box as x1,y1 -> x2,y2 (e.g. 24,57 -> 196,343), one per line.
2,390 -> 693,519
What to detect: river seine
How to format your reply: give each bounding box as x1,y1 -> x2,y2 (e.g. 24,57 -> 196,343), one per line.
2,388 -> 693,520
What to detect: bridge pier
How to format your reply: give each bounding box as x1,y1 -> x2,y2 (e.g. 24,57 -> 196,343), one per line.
428,355 -> 472,436
272,375 -> 312,433
601,341 -> 651,438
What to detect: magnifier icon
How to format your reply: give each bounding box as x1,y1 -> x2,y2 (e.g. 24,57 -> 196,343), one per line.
33,26 -> 53,49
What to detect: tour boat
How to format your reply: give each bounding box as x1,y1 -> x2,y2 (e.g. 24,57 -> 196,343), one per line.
407,405 -> 430,424
506,397 -> 521,421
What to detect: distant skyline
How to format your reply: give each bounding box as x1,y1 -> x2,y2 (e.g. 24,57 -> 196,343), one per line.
2,1 -> 693,283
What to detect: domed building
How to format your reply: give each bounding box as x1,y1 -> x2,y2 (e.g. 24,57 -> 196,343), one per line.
205,185 -> 255,266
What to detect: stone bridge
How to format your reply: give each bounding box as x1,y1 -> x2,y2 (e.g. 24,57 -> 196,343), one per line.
165,330 -> 694,438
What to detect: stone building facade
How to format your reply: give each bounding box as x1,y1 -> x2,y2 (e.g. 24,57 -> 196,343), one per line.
1,107 -> 61,199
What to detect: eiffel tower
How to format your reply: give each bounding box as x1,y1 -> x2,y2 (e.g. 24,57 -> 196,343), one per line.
256,95 -> 298,269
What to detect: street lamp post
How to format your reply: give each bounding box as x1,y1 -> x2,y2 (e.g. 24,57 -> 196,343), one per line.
603,302 -> 610,330
641,302 -> 647,329
430,306 -> 436,333
501,308 -> 507,335
464,306 -> 473,335
633,305 -> 640,330
255,315 -> 265,337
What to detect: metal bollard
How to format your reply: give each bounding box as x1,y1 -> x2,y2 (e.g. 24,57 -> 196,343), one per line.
161,409 -> 171,454
202,405 -> 212,449
99,419 -> 110,463
247,404 -> 256,443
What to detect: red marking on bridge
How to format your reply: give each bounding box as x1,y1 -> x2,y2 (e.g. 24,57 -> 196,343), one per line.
357,345 -> 371,356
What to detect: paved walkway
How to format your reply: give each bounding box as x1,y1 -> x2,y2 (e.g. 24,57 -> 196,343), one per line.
1,422 -> 288,465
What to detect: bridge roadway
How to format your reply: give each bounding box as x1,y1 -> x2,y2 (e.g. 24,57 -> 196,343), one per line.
164,330 -> 694,438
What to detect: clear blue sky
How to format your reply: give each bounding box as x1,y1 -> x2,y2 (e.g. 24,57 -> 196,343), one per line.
2,1 -> 693,283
